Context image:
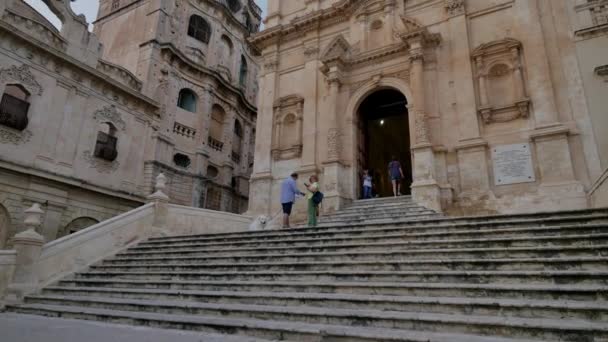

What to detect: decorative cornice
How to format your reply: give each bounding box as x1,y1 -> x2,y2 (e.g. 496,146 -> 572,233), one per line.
0,22 -> 159,113
153,41 -> 257,112
250,0 -> 386,50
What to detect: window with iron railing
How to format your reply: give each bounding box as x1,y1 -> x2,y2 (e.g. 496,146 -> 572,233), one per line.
0,87 -> 30,131
208,136 -> 224,151
94,131 -> 118,161
231,151 -> 241,164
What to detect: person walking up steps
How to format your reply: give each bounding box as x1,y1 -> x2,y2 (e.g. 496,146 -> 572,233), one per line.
280,172 -> 304,228
388,155 -> 405,197
305,175 -> 321,227
362,169 -> 372,199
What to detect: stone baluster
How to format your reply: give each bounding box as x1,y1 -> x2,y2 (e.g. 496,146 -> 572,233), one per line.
147,173 -> 170,230
6,203 -> 46,303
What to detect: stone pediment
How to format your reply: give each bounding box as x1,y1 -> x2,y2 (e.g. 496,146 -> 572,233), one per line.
472,38 -> 521,57
320,35 -> 351,63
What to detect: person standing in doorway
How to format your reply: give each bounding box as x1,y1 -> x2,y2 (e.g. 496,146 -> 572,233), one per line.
388,156 -> 405,197
305,175 -> 320,227
280,172 -> 304,228
362,169 -> 373,199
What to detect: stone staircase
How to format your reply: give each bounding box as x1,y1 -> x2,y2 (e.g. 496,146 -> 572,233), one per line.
319,195 -> 440,225
6,198 -> 608,341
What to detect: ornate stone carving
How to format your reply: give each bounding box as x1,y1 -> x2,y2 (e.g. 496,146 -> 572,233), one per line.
472,39 -> 531,124
445,0 -> 465,17
93,105 -> 126,131
0,65 -> 43,95
327,128 -> 342,160
0,126 -> 32,145
413,111 -> 430,145
272,95 -> 304,160
82,150 -> 120,173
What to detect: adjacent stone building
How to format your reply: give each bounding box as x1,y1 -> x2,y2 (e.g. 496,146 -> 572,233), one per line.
94,0 -> 261,213
0,0 -> 260,247
249,0 -> 607,221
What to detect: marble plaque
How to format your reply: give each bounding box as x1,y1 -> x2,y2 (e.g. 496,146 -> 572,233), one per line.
492,144 -> 535,186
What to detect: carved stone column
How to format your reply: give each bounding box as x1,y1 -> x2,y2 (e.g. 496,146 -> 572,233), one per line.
321,64 -> 346,213
248,54 -> 279,216
407,41 -> 442,212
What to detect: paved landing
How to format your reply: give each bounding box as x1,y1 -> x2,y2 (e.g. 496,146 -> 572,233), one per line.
0,313 -> 269,342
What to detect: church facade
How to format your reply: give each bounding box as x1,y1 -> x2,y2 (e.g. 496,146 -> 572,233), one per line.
0,0 -> 260,247
249,0 -> 608,220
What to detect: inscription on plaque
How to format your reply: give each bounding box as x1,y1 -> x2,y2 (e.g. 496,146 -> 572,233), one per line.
492,144 -> 535,186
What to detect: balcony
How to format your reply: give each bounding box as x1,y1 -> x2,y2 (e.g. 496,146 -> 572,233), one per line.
208,136 -> 224,151
231,151 -> 241,164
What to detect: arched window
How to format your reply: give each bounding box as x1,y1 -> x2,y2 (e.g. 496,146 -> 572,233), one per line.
0,84 -> 30,131
188,15 -> 211,44
94,122 -> 118,161
209,105 -> 226,151
232,120 -> 243,164
177,89 -> 197,112
220,35 -> 233,67
227,0 -> 242,13
59,217 -> 99,238
239,56 -> 248,89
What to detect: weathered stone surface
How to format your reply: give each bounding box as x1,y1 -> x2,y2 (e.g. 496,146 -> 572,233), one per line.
6,199 -> 608,341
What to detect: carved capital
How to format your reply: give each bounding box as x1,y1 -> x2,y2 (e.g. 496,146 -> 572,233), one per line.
445,0 -> 465,17
0,126 -> 32,145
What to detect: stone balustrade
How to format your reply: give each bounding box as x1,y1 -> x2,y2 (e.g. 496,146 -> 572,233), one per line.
0,173 -> 252,306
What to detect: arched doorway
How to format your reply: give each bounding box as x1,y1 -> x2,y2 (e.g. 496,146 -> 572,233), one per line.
357,89 -> 412,198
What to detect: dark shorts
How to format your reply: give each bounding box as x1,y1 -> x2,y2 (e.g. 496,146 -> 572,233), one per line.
282,202 -> 293,215
391,175 -> 401,181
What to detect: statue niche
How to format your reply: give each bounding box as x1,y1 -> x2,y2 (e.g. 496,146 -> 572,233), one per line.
271,95 -> 303,161
472,39 -> 531,124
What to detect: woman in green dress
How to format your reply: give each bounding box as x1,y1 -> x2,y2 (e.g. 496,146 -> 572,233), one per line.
305,175 -> 320,227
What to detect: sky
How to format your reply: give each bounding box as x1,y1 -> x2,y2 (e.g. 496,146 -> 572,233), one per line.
24,0 -> 268,30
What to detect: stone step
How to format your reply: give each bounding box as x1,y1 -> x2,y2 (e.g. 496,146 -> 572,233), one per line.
89,256 -> 608,273
7,304 -> 541,342
145,209 -> 608,243
55,279 -> 608,302
105,245 -> 608,265
134,224 -> 608,251
322,205 -> 435,216
123,233 -> 608,258
13,297 -> 608,341
37,287 -> 608,322
319,212 -> 438,223
141,220 -> 608,246
145,213 -> 608,247
73,269 -> 608,284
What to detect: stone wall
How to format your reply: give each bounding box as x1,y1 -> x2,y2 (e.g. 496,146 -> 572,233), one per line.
249,0 -> 602,219
0,1 -> 160,246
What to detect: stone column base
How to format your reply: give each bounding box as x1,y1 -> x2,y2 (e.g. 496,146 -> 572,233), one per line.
246,174 -> 273,217
539,181 -> 588,211
411,180 -> 442,213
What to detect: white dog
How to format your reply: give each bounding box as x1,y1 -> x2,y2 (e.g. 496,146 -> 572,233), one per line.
249,212 -> 282,231
249,215 -> 268,231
